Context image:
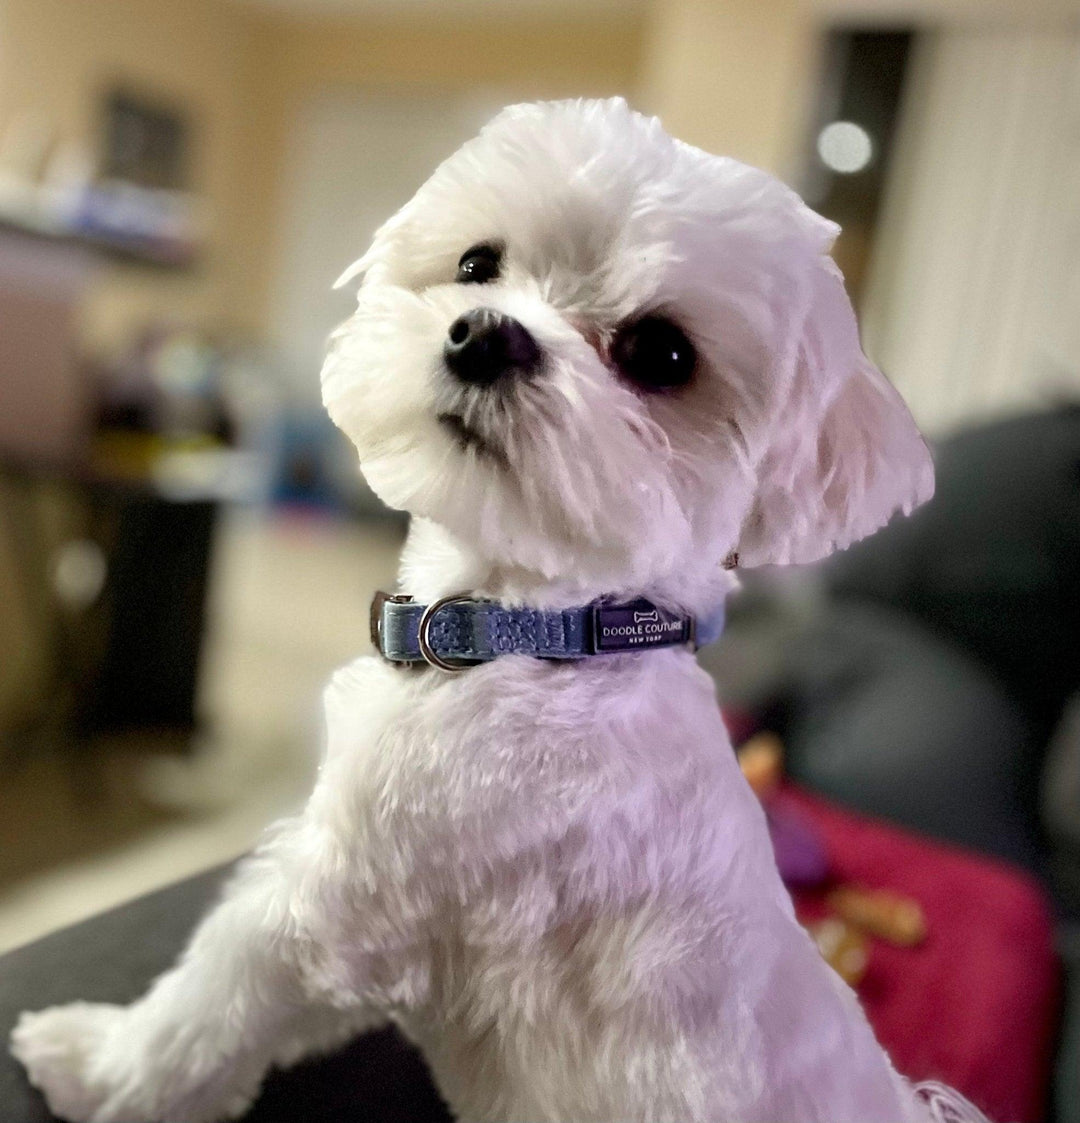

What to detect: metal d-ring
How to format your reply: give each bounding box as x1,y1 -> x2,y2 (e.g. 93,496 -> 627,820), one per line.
416,592 -> 476,672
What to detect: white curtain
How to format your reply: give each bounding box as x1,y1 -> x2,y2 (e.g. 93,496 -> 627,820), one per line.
862,25 -> 1080,435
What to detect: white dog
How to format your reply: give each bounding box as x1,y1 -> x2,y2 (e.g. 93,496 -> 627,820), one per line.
12,99 -> 989,1123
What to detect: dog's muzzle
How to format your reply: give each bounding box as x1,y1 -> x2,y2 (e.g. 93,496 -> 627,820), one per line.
444,308 -> 541,386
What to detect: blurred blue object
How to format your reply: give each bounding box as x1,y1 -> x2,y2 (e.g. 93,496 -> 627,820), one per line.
266,409 -> 348,512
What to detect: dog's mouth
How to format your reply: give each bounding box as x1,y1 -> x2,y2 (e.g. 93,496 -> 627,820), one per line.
437,412 -> 505,464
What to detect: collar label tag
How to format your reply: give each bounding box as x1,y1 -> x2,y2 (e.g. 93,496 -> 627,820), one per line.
592,599 -> 691,653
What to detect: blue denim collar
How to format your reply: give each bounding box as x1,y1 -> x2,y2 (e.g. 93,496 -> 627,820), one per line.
371,591 -> 725,672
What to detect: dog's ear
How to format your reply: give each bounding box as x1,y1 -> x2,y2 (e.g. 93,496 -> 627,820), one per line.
334,203 -> 417,291
334,245 -> 382,290
735,256 -> 934,567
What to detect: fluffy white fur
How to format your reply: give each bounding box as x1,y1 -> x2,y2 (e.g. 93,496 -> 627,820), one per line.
11,99 -> 980,1123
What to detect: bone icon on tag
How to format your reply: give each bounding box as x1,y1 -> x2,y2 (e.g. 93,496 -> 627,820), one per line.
634,610 -> 659,624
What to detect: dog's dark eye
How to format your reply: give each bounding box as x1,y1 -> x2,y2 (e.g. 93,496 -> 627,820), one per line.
456,244 -> 501,284
611,316 -> 696,392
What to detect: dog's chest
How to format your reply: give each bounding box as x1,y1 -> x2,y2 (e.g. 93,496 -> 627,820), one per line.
322,651 -> 775,893
317,654 -> 922,1122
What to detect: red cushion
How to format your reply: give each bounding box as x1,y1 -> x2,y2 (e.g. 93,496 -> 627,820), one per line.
779,786 -> 1059,1123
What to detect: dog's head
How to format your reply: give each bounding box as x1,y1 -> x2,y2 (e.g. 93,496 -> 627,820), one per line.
323,98 -> 932,602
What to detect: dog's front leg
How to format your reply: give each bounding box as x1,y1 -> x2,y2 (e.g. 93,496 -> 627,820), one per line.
10,827 -> 368,1123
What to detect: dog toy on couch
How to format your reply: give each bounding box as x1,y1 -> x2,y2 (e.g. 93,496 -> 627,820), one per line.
11,98 -> 991,1123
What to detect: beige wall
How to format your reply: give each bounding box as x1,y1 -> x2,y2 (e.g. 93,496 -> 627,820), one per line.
0,0 -> 265,351
0,0 -> 824,352
0,2 -> 653,350
639,0 -> 820,178
240,10 -> 648,334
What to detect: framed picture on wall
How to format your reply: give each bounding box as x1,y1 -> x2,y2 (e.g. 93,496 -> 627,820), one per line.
101,88 -> 189,191
58,86 -> 203,266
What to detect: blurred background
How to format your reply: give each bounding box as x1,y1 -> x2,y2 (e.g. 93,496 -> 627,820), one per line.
0,0 -> 1077,1117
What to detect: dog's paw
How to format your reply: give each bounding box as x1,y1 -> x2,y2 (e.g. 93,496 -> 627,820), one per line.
11,1003 -> 259,1123
10,1003 -> 126,1122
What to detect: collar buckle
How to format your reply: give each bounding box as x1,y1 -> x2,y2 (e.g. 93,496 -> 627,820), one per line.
416,592 -> 479,673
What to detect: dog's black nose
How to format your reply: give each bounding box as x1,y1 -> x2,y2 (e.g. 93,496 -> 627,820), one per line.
444,309 -> 541,386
